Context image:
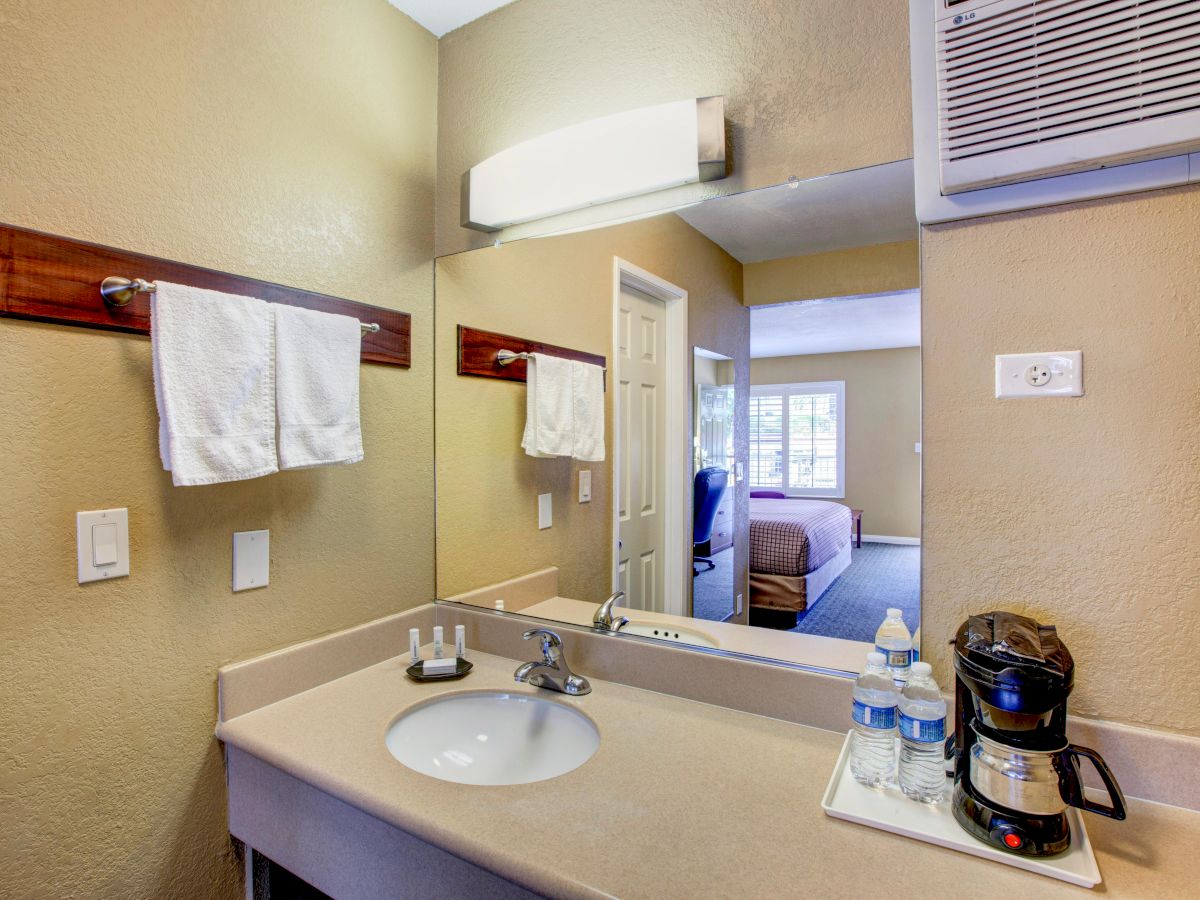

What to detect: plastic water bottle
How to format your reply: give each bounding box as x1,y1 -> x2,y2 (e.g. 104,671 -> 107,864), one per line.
850,651 -> 898,788
898,661 -> 948,803
874,607 -> 913,684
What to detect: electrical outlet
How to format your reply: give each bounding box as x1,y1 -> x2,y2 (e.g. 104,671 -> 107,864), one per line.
995,352 -> 1083,398
579,470 -> 592,503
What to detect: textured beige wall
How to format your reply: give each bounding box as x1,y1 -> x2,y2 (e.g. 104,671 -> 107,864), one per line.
435,0 -> 913,255
743,241 -> 920,306
751,348 -> 921,539
436,213 -> 747,612
0,2 -> 436,897
922,186 -> 1200,736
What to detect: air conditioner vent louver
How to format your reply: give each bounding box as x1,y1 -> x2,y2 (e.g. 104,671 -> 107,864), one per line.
936,0 -> 1200,193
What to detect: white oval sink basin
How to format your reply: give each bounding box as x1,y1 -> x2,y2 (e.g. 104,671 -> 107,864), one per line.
622,621 -> 720,649
385,691 -> 599,785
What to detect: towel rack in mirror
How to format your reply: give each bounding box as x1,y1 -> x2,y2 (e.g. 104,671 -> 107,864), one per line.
458,325 -> 607,389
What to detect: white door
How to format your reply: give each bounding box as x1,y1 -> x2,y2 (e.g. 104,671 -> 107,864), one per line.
616,285 -> 668,612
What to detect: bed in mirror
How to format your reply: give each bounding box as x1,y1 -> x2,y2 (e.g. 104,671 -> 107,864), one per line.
435,159 -> 921,676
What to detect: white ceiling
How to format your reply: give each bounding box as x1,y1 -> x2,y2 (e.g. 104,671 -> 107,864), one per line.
750,290 -> 921,358
677,160 -> 917,263
387,0 -> 518,37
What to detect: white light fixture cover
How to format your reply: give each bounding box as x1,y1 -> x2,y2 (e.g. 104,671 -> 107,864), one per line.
462,96 -> 726,232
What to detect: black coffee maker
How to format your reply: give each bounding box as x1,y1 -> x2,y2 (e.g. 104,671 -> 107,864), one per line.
949,611 -> 1126,857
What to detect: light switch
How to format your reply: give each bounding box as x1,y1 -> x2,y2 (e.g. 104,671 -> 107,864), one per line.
232,530 -> 270,592
578,470 -> 592,503
76,508 -> 130,584
538,493 -> 552,530
92,524 -> 119,567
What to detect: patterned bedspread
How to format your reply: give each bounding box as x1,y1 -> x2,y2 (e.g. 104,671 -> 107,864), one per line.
749,498 -> 852,577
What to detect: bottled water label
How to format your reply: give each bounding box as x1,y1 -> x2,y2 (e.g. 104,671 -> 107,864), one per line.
899,712 -> 945,743
852,700 -> 896,730
875,646 -> 912,670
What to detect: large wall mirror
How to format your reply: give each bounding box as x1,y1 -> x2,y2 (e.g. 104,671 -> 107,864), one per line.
435,159 -> 921,675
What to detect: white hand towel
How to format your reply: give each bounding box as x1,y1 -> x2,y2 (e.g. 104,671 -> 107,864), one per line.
571,360 -> 605,462
521,352 -> 574,458
151,282 -> 277,486
274,304 -> 363,469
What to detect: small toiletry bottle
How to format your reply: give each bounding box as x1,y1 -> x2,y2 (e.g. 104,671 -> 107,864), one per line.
409,628 -> 421,665
433,626 -> 444,659
455,624 -> 466,659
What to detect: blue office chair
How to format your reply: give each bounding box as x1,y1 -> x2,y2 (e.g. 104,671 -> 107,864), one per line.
693,467 -> 729,575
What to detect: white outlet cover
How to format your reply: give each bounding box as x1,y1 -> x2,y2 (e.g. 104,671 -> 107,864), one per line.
233,530 -> 270,591
578,470 -> 592,503
995,352 -> 1083,399
76,508 -> 130,584
537,493 -> 552,529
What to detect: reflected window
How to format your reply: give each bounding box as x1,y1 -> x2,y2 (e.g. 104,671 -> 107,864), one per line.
749,381 -> 845,498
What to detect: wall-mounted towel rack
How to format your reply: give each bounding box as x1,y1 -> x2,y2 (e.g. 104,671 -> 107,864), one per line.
458,325 -> 606,389
0,223 -> 409,365
99,277 -> 381,333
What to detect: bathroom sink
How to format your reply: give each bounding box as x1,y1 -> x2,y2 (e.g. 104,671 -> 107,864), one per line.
385,691 -> 599,785
622,621 -> 719,649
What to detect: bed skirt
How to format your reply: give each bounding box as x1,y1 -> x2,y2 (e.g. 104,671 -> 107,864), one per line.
749,542 -> 852,613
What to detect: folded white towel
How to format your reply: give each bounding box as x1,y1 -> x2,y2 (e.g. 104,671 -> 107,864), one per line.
152,282 -> 278,486
273,304 -> 364,469
521,352 -> 574,458
571,360 -> 605,462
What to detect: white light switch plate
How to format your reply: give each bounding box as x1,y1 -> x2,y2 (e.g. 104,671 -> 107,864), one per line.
232,530 -> 269,591
76,508 -> 130,584
538,493 -> 552,529
995,351 -> 1083,399
579,470 -> 592,503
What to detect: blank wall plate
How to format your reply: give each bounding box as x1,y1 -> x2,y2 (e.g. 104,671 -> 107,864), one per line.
995,352 -> 1083,399
538,493 -> 552,529
76,508 -> 130,584
232,530 -> 269,591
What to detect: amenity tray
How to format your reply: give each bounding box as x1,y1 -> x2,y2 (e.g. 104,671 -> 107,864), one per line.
821,731 -> 1101,888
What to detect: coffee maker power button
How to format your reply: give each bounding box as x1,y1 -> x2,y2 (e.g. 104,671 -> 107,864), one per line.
1002,832 -> 1023,850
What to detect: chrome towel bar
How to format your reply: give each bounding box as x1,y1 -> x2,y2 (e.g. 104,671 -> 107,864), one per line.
100,276 -> 381,333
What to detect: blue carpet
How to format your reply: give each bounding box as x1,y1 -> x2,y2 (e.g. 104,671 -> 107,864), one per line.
792,542 -> 920,642
692,547 -> 735,621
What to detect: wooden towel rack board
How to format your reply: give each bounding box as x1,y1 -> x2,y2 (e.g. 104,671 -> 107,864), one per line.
0,223 -> 411,367
457,325 -> 606,389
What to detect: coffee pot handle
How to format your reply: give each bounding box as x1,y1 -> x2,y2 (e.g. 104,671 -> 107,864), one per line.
1058,744 -> 1127,820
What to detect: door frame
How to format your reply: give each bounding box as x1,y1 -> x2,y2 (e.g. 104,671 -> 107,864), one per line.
611,257 -> 689,616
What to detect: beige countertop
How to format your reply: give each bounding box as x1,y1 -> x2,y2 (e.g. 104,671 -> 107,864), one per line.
217,649 -> 1200,899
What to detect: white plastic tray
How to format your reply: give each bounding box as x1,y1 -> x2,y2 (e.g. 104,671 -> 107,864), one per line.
821,731 -> 1101,888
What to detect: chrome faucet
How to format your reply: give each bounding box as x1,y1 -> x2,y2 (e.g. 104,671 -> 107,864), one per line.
593,590 -> 629,633
514,628 -> 591,696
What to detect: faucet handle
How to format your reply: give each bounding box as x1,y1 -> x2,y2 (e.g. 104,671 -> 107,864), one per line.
523,628 -> 562,663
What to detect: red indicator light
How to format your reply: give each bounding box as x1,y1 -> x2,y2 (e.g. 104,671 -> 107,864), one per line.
1003,833 -> 1023,849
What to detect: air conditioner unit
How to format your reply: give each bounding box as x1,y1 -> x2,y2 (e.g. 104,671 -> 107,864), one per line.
911,0 -> 1200,222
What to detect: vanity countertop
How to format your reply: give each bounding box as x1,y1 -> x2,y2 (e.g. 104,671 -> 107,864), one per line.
217,649 -> 1200,899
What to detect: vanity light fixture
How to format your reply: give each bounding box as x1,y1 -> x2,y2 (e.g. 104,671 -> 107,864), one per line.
461,96 -> 726,232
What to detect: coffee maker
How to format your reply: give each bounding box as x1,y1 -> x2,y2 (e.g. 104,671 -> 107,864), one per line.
950,611 -> 1126,857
